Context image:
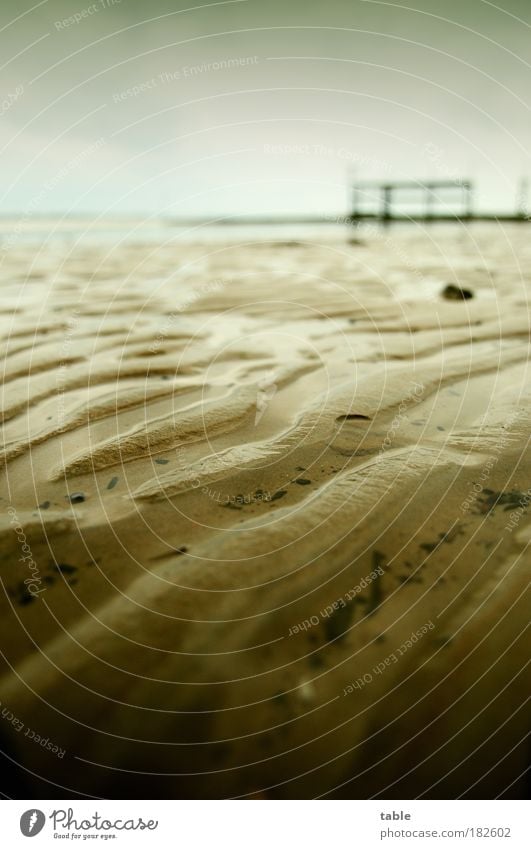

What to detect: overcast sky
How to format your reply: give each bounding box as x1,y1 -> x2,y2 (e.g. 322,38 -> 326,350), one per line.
1,0 -> 530,218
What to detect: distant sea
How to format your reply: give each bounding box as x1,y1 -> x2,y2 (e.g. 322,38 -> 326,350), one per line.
0,217 -> 358,248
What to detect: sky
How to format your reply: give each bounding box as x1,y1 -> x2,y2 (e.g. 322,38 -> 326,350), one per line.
1,0 -> 530,218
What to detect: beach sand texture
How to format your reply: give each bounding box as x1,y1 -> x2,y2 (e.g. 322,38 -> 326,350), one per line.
0,224 -> 529,798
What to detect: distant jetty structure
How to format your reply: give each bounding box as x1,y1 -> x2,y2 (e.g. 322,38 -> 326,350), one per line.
349,179 -> 529,223
351,179 -> 472,221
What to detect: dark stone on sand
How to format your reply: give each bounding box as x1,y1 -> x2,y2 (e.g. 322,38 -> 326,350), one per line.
55,563 -> 77,574
154,458 -> 169,465
18,590 -> 36,606
420,541 -> 439,553
107,476 -> 119,490
67,492 -> 85,504
324,601 -> 355,643
442,284 -> 473,301
270,490 -> 288,501
38,501 -> 50,509
294,478 -> 311,485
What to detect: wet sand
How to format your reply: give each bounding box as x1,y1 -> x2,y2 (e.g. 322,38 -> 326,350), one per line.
0,223 -> 529,798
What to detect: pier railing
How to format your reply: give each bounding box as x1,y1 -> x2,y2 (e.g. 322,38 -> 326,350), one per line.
351,179 -> 474,222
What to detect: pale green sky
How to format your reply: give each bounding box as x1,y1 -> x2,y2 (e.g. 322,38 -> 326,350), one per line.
1,0 -> 530,217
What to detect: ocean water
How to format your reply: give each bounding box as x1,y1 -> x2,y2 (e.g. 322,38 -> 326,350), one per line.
0,217 -> 355,248
0,216 -> 498,256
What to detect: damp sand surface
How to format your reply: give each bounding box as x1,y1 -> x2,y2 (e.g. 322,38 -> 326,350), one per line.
0,223 -> 530,799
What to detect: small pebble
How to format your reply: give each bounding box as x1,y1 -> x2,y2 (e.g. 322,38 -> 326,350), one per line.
441,284 -> 473,301
67,492 -> 85,504
55,563 -> 77,574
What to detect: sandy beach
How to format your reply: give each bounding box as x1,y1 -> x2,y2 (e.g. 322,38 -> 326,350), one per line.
0,222 -> 529,799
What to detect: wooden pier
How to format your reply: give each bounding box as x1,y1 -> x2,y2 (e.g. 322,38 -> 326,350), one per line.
351,179 -> 474,222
